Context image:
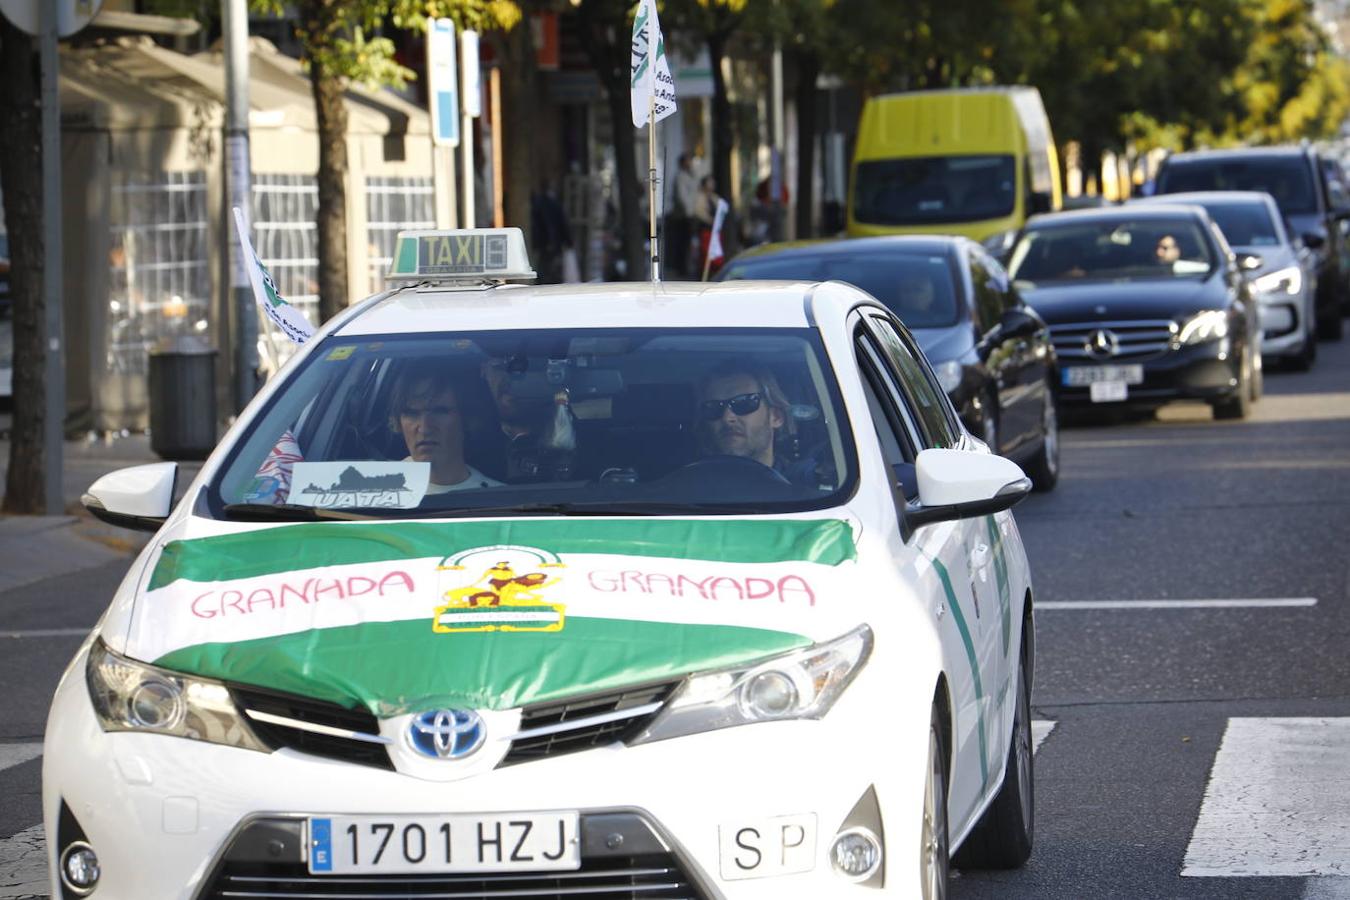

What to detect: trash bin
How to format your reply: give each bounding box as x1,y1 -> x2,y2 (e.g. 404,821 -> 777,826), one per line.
148,335 -> 217,460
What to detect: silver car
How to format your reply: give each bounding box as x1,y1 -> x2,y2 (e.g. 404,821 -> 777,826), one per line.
1139,191 -> 1318,369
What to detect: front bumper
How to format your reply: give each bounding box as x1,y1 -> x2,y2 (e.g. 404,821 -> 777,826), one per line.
1057,339 -> 1241,409
1258,296 -> 1308,357
44,644 -> 928,899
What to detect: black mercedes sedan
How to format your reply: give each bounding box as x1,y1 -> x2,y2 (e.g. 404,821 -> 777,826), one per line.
1008,205 -> 1261,419
718,235 -> 1061,490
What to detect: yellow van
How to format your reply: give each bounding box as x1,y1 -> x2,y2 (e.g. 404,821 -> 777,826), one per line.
847,87 -> 1062,247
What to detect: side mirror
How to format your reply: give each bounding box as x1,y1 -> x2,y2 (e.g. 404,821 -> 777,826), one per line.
81,463 -> 178,532
996,308 -> 1040,341
1237,253 -> 1264,272
1302,232 -> 1327,251
1029,192 -> 1053,215
905,448 -> 1031,529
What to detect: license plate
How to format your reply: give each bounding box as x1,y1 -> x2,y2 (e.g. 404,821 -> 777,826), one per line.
1089,381 -> 1128,403
719,814 -> 817,881
1063,365 -> 1144,387
308,812 -> 580,875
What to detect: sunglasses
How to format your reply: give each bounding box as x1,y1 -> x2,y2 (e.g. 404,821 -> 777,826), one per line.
700,392 -> 763,420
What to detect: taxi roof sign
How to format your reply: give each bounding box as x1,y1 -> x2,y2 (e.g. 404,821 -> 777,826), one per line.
386,228 -> 535,284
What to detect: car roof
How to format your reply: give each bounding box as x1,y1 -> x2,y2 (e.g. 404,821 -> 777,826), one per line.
1141,190 -> 1277,209
731,235 -> 963,264
1025,204 -> 1209,228
1163,146 -> 1313,163
333,280 -> 844,337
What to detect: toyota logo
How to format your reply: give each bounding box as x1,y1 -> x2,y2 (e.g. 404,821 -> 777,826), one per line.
408,709 -> 486,760
1084,329 -> 1119,360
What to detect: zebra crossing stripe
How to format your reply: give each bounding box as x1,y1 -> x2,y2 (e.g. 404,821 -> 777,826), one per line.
0,745 -> 41,773
1183,717 -> 1350,878
1031,720 -> 1055,754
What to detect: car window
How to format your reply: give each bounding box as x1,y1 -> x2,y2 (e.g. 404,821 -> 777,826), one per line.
1008,217 -> 1215,284
855,332 -> 921,501
968,251 -> 1005,333
720,252 -> 962,329
853,155 -> 1017,225
863,315 -> 960,449
1203,203 -> 1281,247
208,328 -> 858,518
1158,157 -> 1318,215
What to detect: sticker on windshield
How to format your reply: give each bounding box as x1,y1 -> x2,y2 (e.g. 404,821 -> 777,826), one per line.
289,461 -> 430,509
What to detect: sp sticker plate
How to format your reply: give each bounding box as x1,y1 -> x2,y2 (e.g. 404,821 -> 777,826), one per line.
718,814 -> 817,881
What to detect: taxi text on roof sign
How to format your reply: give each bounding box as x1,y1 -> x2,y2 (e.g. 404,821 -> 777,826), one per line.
386,227 -> 536,284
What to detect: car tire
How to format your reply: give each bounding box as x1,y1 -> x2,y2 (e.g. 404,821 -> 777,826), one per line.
921,704 -> 951,900
1250,350 -> 1263,401
1025,385 -> 1059,493
1317,304 -> 1344,341
1289,326 -> 1317,371
952,639 -> 1035,870
1211,348 -> 1252,420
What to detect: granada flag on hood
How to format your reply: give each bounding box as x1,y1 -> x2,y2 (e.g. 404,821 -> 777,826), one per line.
629,0 -> 677,128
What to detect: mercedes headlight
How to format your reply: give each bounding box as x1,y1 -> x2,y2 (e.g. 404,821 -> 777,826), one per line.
631,625 -> 873,745
1177,310 -> 1230,345
933,359 -> 963,395
86,639 -> 269,751
1251,265 -> 1302,298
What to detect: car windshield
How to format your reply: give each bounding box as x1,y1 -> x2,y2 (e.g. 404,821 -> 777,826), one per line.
1158,158 -> 1317,215
720,252 -> 961,329
1202,203 -> 1280,247
1008,218 -> 1215,285
853,155 -> 1016,225
207,328 -> 857,519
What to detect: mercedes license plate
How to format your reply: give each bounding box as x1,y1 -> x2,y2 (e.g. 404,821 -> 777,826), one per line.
1063,365 -> 1144,387
308,812 -> 580,875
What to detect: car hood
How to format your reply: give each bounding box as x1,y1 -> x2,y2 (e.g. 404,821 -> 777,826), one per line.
1016,278 -> 1216,323
910,323 -> 975,364
120,517 -> 864,716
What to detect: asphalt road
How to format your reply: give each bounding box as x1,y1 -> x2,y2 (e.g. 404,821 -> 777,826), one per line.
1,339 -> 1348,898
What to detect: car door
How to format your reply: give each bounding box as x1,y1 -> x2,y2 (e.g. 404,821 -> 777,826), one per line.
984,247 -> 1053,455
966,246 -> 1028,453
855,311 -> 1008,827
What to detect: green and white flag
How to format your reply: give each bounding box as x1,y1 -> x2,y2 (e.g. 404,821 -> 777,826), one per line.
231,206 -> 315,345
630,0 -> 676,128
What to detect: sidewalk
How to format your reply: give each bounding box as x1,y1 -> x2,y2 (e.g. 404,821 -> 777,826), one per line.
0,416 -> 204,591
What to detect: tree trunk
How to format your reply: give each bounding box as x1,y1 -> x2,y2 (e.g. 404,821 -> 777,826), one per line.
310,64 -> 349,324
793,49 -> 820,239
0,20 -> 47,514
494,25 -> 536,244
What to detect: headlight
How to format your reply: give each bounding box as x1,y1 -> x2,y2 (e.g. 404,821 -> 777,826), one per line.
933,359 -> 963,395
1251,265 -> 1302,297
631,625 -> 873,745
86,639 -> 269,751
1177,310 -> 1230,345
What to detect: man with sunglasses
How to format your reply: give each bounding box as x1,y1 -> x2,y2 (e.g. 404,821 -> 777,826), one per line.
698,364 -> 831,489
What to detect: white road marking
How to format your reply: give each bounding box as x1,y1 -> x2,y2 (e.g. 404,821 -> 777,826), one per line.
0,629 -> 90,639
0,826 -> 46,899
1183,718 -> 1350,878
1039,598 -> 1317,610
0,745 -> 41,774
1031,720 -> 1055,754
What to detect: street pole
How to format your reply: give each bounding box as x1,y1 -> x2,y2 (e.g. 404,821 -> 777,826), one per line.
39,1 -> 64,515
223,0 -> 257,411
461,30 -> 480,229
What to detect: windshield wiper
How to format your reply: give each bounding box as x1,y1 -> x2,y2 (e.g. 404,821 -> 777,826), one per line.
419,501 -> 769,518
221,503 -> 375,522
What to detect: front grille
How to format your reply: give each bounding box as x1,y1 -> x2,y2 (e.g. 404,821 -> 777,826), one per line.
202,856 -> 704,899
1049,319 -> 1177,361
502,680 -> 679,766
230,685 -> 394,771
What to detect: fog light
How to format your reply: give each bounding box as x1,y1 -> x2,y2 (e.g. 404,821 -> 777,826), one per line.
60,842 -> 100,895
830,827 -> 881,881
741,671 -> 798,718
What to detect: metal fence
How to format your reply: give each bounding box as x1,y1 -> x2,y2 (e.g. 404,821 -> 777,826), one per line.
107,171 -> 212,376
366,175 -> 435,293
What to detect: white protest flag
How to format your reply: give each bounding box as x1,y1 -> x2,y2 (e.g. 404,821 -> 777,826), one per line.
231,207 -> 315,345
630,0 -> 677,128
707,197 -> 729,263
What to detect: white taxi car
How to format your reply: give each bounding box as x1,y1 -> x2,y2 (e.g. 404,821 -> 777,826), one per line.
46,229 -> 1037,899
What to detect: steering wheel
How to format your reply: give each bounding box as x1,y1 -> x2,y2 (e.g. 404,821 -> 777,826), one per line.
670,454 -> 791,486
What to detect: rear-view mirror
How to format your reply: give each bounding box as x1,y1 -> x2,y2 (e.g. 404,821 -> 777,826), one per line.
1302,232 -> 1326,251
81,463 -> 178,532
